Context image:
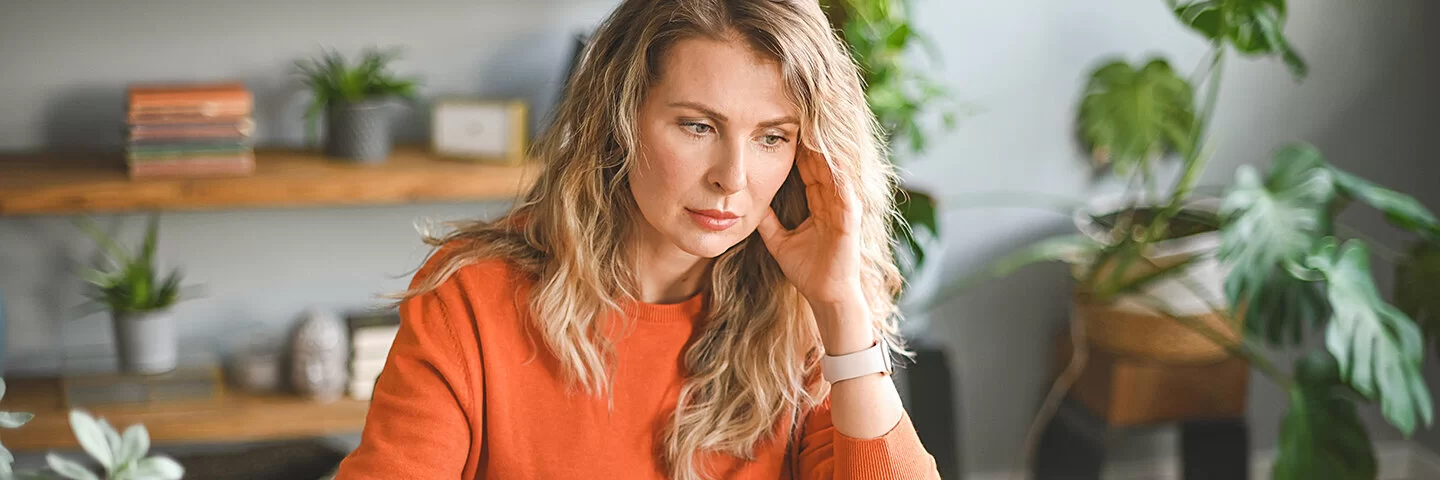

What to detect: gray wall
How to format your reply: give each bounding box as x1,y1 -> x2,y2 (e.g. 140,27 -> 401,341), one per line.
1,0 -> 1435,477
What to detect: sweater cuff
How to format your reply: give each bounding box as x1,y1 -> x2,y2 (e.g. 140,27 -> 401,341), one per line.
834,410 -> 937,476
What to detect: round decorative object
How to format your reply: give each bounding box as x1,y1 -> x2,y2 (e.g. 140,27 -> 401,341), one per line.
229,332 -> 283,393
289,309 -> 350,402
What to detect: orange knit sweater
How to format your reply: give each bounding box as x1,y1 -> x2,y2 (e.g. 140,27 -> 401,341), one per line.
334,255 -> 939,479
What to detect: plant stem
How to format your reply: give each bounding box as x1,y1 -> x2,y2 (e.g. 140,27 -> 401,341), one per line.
1143,153 -> 1159,202
1145,46 -> 1225,243
1013,295 -> 1091,480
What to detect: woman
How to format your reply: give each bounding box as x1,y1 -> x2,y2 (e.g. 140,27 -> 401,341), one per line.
335,0 -> 939,478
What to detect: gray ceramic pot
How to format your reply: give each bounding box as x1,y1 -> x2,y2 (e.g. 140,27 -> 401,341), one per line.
112,309 -> 178,375
324,99 -> 404,163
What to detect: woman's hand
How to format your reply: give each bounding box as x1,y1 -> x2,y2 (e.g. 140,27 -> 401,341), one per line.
756,145 -> 863,306
756,145 -> 874,353
758,146 -> 906,441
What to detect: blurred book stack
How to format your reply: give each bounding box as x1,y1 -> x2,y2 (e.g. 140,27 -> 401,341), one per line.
126,82 -> 256,178
347,310 -> 401,400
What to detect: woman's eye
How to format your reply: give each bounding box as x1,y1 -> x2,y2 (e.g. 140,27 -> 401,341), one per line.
761,135 -> 786,147
682,122 -> 713,135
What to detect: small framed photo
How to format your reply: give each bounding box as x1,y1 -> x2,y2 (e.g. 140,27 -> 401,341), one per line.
431,98 -> 528,165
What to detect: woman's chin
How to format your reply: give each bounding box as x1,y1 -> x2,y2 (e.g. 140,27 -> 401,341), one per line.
674,230 -> 750,259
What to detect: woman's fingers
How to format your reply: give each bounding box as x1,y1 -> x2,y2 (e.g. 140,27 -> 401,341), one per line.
802,145 -> 854,225
756,206 -> 788,252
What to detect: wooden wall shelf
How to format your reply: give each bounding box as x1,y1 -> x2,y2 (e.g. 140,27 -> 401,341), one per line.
1,377 -> 370,451
0,146 -> 539,216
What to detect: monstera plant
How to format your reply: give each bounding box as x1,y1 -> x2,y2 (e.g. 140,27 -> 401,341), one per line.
974,1 -> 1438,478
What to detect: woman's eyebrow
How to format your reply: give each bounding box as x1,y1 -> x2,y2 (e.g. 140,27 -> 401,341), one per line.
667,101 -> 797,128
757,116 -> 799,128
668,101 -> 728,122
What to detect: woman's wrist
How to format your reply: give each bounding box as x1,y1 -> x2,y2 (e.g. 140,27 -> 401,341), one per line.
808,293 -> 876,356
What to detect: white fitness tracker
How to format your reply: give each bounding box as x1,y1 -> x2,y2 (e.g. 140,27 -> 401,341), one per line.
820,335 -> 893,383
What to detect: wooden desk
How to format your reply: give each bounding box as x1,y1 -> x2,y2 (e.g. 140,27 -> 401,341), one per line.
1,377 -> 371,452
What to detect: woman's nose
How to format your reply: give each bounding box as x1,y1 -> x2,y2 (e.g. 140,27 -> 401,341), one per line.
707,138 -> 749,195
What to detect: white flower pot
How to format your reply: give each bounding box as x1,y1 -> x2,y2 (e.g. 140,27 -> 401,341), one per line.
112,309 -> 178,374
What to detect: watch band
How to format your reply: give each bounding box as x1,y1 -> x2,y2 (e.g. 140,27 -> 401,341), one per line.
820,336 -> 893,383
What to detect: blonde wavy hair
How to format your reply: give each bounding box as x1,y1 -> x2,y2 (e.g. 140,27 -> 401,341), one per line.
399,0 -> 907,478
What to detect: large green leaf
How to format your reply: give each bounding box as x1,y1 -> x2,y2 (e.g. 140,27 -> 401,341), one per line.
1174,0 -> 1307,78
1219,144 -> 1334,343
1308,239 -> 1434,435
1077,59 -> 1196,175
1241,267 -> 1328,345
1329,168 -> 1440,241
1397,241 -> 1440,350
1272,350 -> 1377,480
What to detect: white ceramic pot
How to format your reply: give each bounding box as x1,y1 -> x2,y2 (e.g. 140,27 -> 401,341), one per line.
112,308 -> 178,375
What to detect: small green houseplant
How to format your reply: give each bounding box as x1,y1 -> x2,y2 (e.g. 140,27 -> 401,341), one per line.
968,1 -> 1438,478
76,214 -> 190,375
294,46 -> 420,163
0,379 -> 184,480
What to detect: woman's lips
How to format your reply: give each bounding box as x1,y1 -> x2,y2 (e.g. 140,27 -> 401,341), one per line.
687,208 -> 740,232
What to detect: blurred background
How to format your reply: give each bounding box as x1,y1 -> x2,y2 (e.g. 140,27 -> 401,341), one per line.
1,0 -> 1439,479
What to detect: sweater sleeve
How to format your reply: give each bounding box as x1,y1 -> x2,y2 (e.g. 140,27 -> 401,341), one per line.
333,281 -> 480,479
795,397 -> 940,480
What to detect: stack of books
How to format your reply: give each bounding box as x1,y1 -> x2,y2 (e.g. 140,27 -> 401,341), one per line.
346,310 -> 401,400
125,82 -> 256,178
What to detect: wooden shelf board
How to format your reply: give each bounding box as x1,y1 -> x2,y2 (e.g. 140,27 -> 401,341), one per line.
0,146 -> 539,216
1,376 -> 371,451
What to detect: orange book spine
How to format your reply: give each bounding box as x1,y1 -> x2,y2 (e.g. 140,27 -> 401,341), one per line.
127,83 -> 251,105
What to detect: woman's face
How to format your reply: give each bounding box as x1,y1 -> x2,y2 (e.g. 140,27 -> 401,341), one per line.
631,36 -> 800,260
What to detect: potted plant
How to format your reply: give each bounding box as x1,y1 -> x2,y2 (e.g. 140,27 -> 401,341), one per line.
76,214 -> 191,375
294,46 -> 420,163
0,378 -> 184,479
969,1 -> 1438,477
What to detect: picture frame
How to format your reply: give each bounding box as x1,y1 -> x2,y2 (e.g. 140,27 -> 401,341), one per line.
430,98 -> 528,165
